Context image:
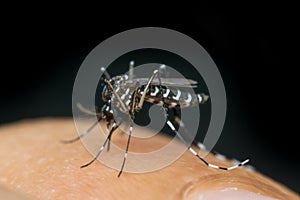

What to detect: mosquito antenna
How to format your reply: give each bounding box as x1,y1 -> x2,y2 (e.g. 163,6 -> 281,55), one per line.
101,67 -> 111,80
128,60 -> 134,82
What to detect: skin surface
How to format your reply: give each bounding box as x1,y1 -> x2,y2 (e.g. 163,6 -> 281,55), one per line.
0,118 -> 298,200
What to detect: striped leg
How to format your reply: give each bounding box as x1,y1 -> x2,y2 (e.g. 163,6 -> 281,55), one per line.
172,108 -> 196,143
61,102 -> 104,144
61,117 -> 102,144
117,119 -> 133,177
157,68 -> 169,118
136,69 -> 159,111
80,122 -> 120,168
135,66 -> 168,114
106,120 -> 112,151
117,85 -> 139,177
165,120 -> 249,170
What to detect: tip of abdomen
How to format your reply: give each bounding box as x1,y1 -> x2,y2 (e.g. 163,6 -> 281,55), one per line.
198,93 -> 210,104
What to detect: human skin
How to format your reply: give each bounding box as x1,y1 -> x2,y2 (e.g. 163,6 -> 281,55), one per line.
0,118 -> 298,199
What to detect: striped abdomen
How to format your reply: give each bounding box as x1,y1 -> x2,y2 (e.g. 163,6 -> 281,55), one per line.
136,85 -> 209,109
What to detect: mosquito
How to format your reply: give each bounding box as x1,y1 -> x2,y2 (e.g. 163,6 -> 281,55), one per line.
62,61 -> 249,177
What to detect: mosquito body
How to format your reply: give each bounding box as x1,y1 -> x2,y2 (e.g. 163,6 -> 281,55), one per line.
102,73 -> 209,113
63,61 -> 249,177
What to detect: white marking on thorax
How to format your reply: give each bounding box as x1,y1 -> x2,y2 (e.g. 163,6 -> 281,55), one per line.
172,89 -> 181,100
125,100 -> 131,106
115,86 -> 120,92
120,88 -> 130,100
120,94 -> 126,100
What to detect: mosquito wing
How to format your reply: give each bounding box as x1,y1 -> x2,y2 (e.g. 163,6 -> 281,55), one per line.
125,78 -> 198,88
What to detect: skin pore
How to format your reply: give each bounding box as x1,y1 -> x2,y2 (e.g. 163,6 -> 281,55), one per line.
0,118 -> 298,199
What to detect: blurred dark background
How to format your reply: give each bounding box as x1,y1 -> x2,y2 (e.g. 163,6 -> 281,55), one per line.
1,12 -> 298,192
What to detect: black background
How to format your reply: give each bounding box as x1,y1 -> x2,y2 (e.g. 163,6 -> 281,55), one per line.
1,12 -> 299,192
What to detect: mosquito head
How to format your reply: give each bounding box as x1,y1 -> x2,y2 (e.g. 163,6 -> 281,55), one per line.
102,79 -> 115,102
101,85 -> 110,102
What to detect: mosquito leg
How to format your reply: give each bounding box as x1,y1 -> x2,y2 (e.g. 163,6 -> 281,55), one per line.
172,108 -> 184,128
172,108 -> 196,142
106,120 -> 112,151
165,119 -> 249,170
117,86 -> 139,177
136,66 -> 168,115
81,122 -> 120,168
64,100 -> 104,144
107,133 -> 112,152
156,70 -> 168,118
76,102 -> 98,116
136,69 -> 159,111
106,120 -> 111,132
172,109 -> 247,169
172,107 -> 244,167
174,106 -> 220,156
117,119 -> 134,177
130,90 -> 138,118
61,117 -> 102,144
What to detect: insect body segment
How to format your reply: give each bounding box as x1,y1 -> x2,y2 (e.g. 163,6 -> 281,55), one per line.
136,85 -> 209,109
103,72 -> 209,113
63,61 -> 249,177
